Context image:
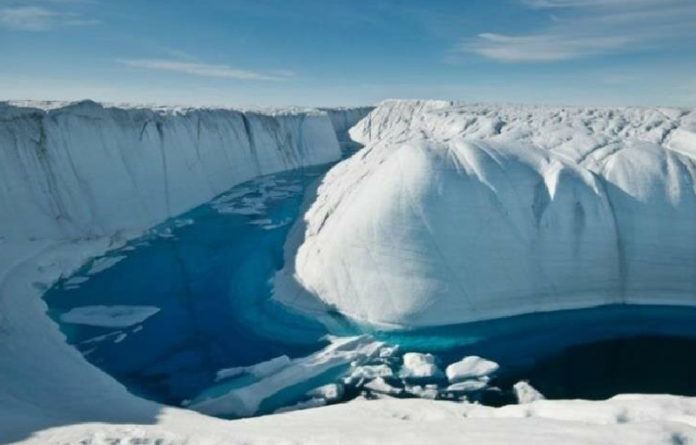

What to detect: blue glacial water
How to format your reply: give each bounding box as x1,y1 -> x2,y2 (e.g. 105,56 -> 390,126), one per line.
43,161 -> 696,416
43,164 -> 337,406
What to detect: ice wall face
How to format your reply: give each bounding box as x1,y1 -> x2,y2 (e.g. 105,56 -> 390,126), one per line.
275,100 -> 696,327
320,106 -> 374,152
320,107 -> 374,139
0,101 -> 342,241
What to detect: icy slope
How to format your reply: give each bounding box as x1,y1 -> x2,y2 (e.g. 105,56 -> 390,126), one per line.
0,101 -> 343,241
275,100 -> 696,327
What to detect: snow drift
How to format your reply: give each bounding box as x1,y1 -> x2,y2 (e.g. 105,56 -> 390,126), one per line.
275,100 -> 696,327
0,101 -> 347,241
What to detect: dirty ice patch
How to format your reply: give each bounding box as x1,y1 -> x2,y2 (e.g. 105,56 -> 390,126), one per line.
60,305 -> 160,328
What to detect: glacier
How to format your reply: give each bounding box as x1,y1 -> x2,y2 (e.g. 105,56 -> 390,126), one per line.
4,98 -> 696,445
0,100 -> 344,241
0,101 -> 370,442
275,99 -> 696,327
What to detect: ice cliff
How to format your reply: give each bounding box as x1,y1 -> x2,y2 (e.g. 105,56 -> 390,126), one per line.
320,106 -> 374,152
275,100 -> 696,327
0,100 -> 364,241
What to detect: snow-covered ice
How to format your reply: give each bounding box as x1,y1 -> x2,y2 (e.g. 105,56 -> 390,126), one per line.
307,382 -> 344,402
275,99 -> 696,327
399,352 -> 444,380
364,377 -> 404,396
445,379 -> 489,394
514,381 -> 545,404
189,336 -> 389,417
3,99 -> 696,445
446,356 -> 499,383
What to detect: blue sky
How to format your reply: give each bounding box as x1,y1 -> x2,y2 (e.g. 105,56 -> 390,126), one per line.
1,0 -> 695,107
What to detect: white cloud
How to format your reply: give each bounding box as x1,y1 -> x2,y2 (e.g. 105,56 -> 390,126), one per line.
469,33 -> 633,62
118,59 -> 294,82
465,0 -> 696,62
0,6 -> 96,31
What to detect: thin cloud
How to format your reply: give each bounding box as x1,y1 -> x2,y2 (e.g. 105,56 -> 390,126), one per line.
523,0 -> 666,8
464,0 -> 696,62
0,6 -> 97,31
469,33 -> 633,62
118,59 -> 294,82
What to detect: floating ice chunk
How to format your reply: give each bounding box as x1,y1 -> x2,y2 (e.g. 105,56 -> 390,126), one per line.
364,377 -> 403,396
63,276 -> 89,289
379,344 -> 400,359
87,256 -> 126,275
445,378 -> 489,393
215,355 -> 291,382
114,333 -> 127,344
190,335 -> 385,417
399,352 -> 443,380
173,218 -> 194,228
347,364 -> 394,382
60,305 -> 160,328
445,356 -> 499,383
80,331 -> 124,345
307,383 -> 344,403
514,381 -> 545,404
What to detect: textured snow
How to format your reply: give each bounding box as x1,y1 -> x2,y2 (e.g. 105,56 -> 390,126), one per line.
60,305 -> 160,328
0,100 -> 342,241
14,395 -> 696,445
275,99 -> 696,327
446,356 -> 499,383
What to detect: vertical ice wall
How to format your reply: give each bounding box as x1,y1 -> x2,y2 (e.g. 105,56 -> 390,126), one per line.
320,107 -> 374,152
0,101 -> 344,241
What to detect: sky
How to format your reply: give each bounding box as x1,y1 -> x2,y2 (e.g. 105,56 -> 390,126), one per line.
0,0 -> 695,108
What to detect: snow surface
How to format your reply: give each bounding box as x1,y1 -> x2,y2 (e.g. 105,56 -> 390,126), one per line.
275,99 -> 696,327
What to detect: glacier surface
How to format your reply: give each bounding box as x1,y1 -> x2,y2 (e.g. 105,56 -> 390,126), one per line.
275,99 -> 696,327
0,100 -> 343,241
4,98 -> 696,445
